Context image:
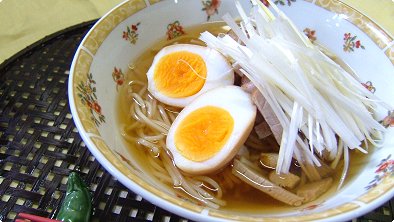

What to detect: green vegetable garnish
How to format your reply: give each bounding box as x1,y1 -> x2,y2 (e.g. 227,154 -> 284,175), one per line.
56,172 -> 92,222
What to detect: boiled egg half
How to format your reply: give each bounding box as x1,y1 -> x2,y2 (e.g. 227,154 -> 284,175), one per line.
166,86 -> 257,175
147,44 -> 234,107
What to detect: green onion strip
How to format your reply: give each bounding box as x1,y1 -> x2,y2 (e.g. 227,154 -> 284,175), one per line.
199,0 -> 391,175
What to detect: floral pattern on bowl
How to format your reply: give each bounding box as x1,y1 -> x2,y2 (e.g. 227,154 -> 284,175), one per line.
365,154 -> 394,190
122,22 -> 141,45
166,21 -> 185,40
275,0 -> 297,6
343,32 -> 365,52
303,28 -> 317,43
76,73 -> 105,126
361,81 -> 376,93
381,111 -> 394,128
202,0 -> 221,21
112,67 -> 125,91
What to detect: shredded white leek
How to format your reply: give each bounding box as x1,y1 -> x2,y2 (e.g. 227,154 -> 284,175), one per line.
199,0 -> 391,175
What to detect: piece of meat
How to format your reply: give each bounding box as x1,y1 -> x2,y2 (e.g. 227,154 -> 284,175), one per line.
232,159 -> 304,206
246,134 -> 278,152
301,158 -> 335,182
234,69 -> 243,86
252,90 -> 283,144
254,120 -> 272,139
262,135 -> 280,152
239,76 -> 264,126
241,74 -> 251,85
240,75 -> 256,93
316,159 -> 334,179
268,171 -> 301,189
254,110 -> 265,125
260,153 -> 279,170
245,132 -> 269,151
296,177 -> 333,203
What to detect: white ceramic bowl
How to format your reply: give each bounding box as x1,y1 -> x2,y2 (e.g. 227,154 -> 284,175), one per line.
68,0 -> 394,221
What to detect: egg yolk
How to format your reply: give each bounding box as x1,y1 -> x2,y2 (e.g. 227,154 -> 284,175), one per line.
174,106 -> 234,162
153,51 -> 207,98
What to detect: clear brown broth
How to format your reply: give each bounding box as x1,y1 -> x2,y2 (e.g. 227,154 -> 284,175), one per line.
116,22 -> 371,212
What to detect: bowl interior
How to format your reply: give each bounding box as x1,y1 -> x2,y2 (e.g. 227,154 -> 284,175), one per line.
68,0 -> 394,221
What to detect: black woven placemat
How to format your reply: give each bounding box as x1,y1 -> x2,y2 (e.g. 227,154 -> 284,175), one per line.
0,20 -> 392,222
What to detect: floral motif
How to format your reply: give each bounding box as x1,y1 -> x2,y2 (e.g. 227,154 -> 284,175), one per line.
301,202 -> 325,211
112,67 -> 125,91
167,21 -> 185,40
258,0 -> 296,7
365,154 -> 394,190
77,73 -> 105,126
202,0 -> 221,21
260,0 -> 270,7
274,0 -> 296,6
122,22 -> 140,45
303,28 -> 317,43
343,33 -> 365,52
361,81 -> 375,93
381,111 -> 394,128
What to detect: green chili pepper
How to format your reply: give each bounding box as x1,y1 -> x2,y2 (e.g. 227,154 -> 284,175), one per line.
56,172 -> 92,222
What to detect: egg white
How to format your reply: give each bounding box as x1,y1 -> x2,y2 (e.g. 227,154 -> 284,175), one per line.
166,86 -> 257,175
147,44 -> 234,107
